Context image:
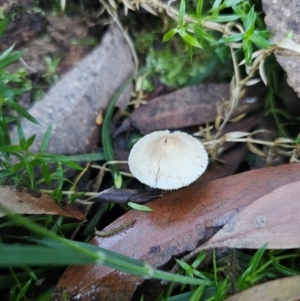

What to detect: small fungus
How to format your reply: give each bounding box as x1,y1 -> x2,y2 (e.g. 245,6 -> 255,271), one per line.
128,130 -> 208,190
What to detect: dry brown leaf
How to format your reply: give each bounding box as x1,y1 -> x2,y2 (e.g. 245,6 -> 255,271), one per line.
118,83 -> 264,135
224,276 -> 300,301
0,186 -> 86,220
56,163 -> 300,301
9,24 -> 134,155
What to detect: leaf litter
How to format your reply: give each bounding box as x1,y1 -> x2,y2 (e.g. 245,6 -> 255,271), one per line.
56,163 -> 300,301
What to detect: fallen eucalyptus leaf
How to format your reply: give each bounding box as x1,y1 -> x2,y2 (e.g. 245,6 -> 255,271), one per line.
0,186 -> 86,220
9,24 -> 134,155
194,179 -> 300,250
117,83 -> 263,135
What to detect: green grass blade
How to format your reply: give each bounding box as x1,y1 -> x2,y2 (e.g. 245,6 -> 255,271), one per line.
41,126 -> 52,152
248,242 -> 268,272
16,120 -> 26,148
0,243 -> 212,286
5,99 -> 39,124
196,0 -> 203,17
102,73 -> 138,188
178,0 -> 186,27
0,206 -> 213,286
0,18 -> 9,37
39,153 -> 105,163
0,245 -> 97,265
163,28 -> 178,42
212,0 -> 222,12
0,268 -> 51,289
127,202 -> 154,212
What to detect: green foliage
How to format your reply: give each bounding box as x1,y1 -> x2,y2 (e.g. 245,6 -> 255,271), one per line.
162,0 -> 213,54
0,123 -> 94,192
237,243 -> 267,289
144,46 -> 225,87
0,208 -> 214,287
43,55 -> 62,85
135,32 -> 155,54
102,74 -> 139,189
164,245 -> 300,301
0,50 -> 31,115
0,38 -> 104,190
142,0 -> 274,89
162,0 -> 272,64
127,201 -> 154,212
264,57 -> 296,138
0,32 -> 124,301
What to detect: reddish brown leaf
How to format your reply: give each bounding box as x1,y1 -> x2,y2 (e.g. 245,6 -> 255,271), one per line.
224,276 -> 300,301
0,186 -> 86,221
121,83 -> 264,135
56,163 -> 300,301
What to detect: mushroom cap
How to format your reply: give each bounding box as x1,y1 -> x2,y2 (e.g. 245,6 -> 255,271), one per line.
128,130 -> 208,190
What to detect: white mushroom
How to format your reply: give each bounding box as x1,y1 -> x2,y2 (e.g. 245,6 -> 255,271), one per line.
128,130 -> 208,190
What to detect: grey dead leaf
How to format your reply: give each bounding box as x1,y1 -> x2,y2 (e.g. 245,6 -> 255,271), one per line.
224,276 -> 300,301
0,186 -> 86,220
262,0 -> 300,98
9,24 -> 134,155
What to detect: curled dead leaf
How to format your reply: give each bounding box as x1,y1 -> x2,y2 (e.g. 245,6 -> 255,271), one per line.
0,186 -> 86,221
